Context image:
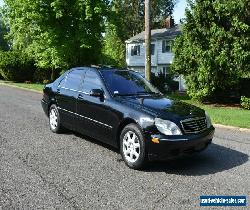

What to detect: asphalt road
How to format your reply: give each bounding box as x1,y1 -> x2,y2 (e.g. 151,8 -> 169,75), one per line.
0,85 -> 249,210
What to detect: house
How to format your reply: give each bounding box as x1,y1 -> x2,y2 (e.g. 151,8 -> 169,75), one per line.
125,25 -> 186,91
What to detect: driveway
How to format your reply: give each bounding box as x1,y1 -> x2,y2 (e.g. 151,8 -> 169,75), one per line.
0,85 -> 249,209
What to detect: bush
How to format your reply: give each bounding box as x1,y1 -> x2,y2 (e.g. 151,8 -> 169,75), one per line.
33,68 -> 52,83
151,72 -> 179,93
0,51 -> 36,82
241,96 -> 250,110
240,78 -> 250,98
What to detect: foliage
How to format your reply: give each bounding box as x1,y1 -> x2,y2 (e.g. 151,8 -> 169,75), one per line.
239,78 -> 250,98
151,72 -> 179,93
108,0 -> 176,40
102,23 -> 126,68
0,50 -> 36,82
172,0 -> 250,101
33,68 -> 57,83
241,96 -> 250,110
2,0 -> 108,79
0,12 -> 9,51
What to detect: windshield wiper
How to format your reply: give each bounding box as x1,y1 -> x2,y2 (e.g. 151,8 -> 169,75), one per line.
113,93 -> 137,97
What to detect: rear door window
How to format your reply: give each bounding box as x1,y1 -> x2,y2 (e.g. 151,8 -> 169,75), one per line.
60,70 -> 85,91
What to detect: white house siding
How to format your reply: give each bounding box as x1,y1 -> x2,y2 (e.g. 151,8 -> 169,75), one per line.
156,39 -> 174,65
126,40 -> 174,70
126,42 -> 158,67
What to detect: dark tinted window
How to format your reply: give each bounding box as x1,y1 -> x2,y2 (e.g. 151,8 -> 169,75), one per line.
82,70 -> 103,93
162,40 -> 171,53
131,45 -> 140,56
60,70 -> 85,90
100,70 -> 159,95
151,44 -> 155,55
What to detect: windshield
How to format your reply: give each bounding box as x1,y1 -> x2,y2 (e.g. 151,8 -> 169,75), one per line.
100,70 -> 160,96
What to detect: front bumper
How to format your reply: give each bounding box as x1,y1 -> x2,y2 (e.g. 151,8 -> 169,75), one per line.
146,127 -> 215,161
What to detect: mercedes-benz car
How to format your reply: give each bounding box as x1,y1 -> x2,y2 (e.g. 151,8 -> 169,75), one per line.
41,67 -> 215,169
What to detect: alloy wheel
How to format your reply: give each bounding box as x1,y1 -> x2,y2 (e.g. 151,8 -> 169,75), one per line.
49,108 -> 58,130
122,131 -> 141,163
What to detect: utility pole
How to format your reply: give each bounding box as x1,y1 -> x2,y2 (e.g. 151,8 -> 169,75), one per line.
145,0 -> 151,81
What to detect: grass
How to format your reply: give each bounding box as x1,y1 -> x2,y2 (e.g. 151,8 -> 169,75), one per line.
168,93 -> 250,129
0,80 -> 44,92
0,80 -> 249,128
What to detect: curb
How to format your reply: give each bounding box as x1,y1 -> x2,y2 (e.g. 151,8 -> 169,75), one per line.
0,83 -> 43,94
214,124 -> 250,133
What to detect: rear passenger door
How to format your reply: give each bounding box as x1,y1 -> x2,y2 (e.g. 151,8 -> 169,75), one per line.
56,70 -> 85,129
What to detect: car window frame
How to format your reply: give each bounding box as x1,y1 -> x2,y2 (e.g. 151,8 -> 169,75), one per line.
58,69 -> 86,92
79,69 -> 110,99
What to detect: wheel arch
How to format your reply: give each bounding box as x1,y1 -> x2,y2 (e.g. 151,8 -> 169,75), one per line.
116,118 -> 142,148
47,97 -> 58,115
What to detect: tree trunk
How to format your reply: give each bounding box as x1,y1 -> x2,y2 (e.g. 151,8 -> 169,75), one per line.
51,68 -> 55,82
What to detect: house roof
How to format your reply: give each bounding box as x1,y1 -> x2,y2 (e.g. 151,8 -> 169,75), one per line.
126,26 -> 181,43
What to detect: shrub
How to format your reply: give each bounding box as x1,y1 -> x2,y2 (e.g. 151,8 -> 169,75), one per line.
33,68 -> 51,83
240,78 -> 250,98
241,96 -> 250,110
151,72 -> 179,93
0,51 -> 36,82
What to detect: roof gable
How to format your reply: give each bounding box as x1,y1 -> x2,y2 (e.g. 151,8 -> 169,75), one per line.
126,26 -> 181,43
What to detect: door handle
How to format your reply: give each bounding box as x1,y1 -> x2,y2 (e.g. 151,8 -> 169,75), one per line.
78,94 -> 84,100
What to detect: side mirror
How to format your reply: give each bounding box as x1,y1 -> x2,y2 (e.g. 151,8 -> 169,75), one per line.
90,89 -> 104,98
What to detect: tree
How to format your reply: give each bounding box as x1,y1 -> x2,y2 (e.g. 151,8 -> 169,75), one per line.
102,23 -> 126,67
3,0 -> 108,80
0,13 -> 9,51
172,0 -> 250,101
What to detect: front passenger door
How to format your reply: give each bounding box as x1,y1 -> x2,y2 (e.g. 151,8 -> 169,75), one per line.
76,70 -> 114,144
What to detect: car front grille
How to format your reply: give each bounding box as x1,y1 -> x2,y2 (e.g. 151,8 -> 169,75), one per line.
180,117 -> 207,134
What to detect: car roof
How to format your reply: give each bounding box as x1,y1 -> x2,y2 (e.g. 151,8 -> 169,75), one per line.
70,66 -> 129,72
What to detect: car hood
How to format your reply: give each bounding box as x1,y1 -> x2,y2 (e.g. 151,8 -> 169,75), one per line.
116,95 -> 205,120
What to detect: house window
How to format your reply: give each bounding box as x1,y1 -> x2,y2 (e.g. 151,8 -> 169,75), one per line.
131,45 -> 140,56
151,44 -> 155,55
162,40 -> 172,53
162,66 -> 170,76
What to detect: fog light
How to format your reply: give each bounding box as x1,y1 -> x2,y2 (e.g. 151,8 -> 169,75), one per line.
152,138 -> 160,144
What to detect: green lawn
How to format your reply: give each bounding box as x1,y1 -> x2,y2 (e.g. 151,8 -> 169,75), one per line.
168,93 -> 250,129
0,80 -> 44,92
0,80 -> 249,128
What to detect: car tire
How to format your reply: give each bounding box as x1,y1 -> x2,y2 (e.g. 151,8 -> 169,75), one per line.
49,104 -> 63,133
120,123 -> 148,169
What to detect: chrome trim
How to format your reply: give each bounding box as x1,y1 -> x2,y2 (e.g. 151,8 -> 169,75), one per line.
60,87 -> 89,95
58,107 -> 113,129
180,117 -> 207,134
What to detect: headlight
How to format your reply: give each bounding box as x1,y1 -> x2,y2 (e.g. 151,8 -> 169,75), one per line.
155,118 -> 182,135
205,112 -> 212,128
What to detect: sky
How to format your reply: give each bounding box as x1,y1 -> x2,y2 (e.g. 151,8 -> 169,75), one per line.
0,0 -> 187,22
173,0 -> 188,23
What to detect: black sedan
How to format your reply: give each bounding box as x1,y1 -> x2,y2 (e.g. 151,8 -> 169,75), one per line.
41,67 -> 215,169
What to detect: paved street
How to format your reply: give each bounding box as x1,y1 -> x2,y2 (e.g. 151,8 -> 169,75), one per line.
0,85 -> 249,209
